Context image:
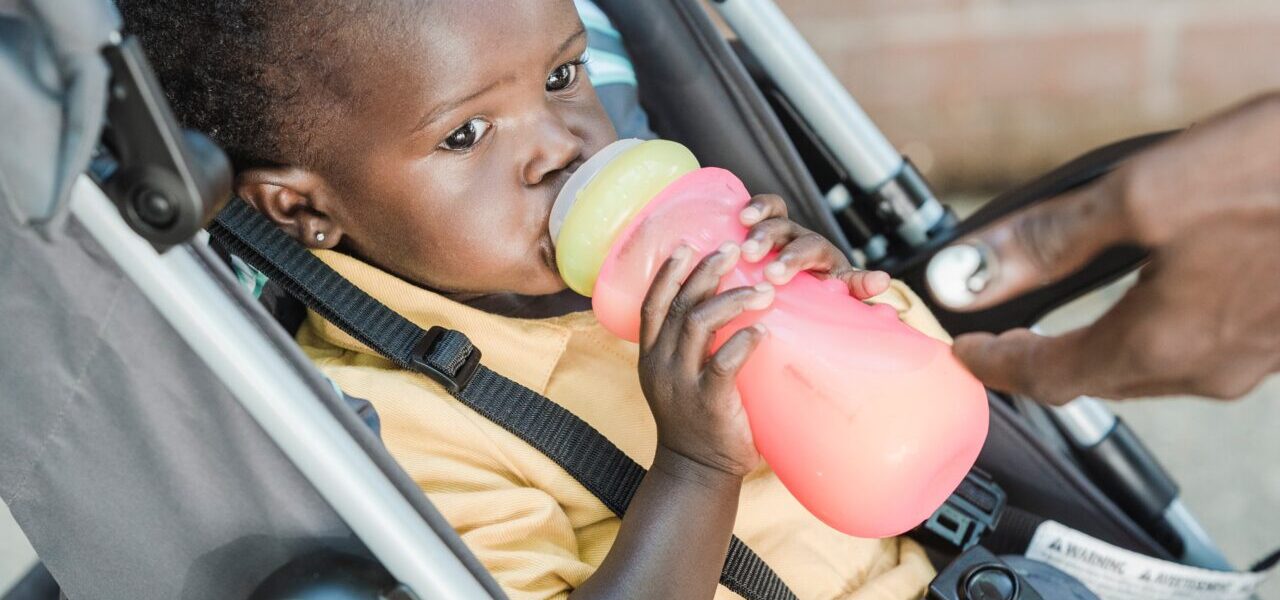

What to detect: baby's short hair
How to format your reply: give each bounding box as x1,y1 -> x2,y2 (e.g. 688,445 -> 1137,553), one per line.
116,0 -> 395,172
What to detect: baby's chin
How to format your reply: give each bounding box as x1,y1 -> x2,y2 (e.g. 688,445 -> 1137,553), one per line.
508,264 -> 570,297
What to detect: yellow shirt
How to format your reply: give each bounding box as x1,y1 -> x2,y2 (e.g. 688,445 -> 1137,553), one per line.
297,250 -> 945,600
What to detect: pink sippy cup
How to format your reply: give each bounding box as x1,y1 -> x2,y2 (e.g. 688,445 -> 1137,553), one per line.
550,139 -> 988,538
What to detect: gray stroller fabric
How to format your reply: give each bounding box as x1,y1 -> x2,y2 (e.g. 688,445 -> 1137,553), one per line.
0,0 -> 115,226
0,4 -> 363,597
0,203 -> 504,599
0,194 -> 503,599
0,204 -> 364,599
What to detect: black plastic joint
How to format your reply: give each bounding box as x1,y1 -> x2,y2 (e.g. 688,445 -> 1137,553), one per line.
921,469 -> 1007,551
1077,418 -> 1179,524
409,327 -> 482,395
927,545 -> 1045,600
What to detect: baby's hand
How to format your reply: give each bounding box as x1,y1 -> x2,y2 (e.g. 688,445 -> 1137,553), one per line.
638,244 -> 774,478
739,194 -> 890,299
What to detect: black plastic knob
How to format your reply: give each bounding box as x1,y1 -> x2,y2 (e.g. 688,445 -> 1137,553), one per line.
964,565 -> 1019,600
134,188 -> 177,229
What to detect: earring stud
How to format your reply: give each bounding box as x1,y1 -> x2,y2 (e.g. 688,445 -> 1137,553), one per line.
315,232 -> 326,243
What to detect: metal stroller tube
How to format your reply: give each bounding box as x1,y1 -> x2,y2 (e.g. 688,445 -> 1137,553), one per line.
710,0 -> 899,189
712,0 -> 951,252
1048,395 -> 1234,571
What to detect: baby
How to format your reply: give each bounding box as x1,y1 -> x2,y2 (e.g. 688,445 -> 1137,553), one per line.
120,0 -> 944,597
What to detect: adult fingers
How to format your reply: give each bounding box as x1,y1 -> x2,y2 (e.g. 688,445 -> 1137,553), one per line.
952,329 -> 1093,405
926,179 -> 1134,311
951,285 -> 1181,404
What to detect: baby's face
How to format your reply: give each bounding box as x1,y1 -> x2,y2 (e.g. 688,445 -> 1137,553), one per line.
322,0 -> 616,295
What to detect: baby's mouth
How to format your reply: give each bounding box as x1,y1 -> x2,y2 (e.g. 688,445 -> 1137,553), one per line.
539,232 -> 560,274
544,168 -> 578,253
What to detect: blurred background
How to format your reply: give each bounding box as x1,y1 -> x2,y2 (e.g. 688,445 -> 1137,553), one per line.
775,0 -> 1280,195
4,0 -> 1278,596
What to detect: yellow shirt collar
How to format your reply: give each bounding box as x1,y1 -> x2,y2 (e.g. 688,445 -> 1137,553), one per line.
303,249 -> 594,395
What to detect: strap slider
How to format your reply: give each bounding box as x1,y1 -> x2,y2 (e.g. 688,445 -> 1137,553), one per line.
921,469 -> 1006,551
410,326 -> 482,394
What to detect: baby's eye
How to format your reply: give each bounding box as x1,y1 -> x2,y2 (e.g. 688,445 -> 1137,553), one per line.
546,59 -> 583,92
439,117 -> 492,152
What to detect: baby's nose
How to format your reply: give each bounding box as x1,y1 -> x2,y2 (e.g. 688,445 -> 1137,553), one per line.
522,121 -> 584,187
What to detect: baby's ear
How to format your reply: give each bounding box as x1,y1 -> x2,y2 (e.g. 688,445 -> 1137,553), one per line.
235,166 -> 344,249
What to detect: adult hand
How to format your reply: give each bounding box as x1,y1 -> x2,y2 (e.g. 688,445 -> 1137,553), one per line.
926,93 -> 1280,404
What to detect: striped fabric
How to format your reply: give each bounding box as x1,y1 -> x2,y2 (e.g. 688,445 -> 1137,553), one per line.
574,0 -> 637,88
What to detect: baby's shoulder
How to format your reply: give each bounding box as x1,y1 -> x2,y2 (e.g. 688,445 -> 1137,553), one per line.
318,356 -> 536,478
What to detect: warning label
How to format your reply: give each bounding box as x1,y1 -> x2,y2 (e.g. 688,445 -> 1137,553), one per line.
1025,521 -> 1272,600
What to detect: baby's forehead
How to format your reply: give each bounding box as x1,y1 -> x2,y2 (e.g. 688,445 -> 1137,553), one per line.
410,0 -> 581,65
355,1 -> 584,110
304,0 -> 584,161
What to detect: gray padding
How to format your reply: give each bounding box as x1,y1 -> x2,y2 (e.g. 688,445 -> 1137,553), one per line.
0,203 -> 506,599
0,206 -> 361,599
0,0 -> 114,226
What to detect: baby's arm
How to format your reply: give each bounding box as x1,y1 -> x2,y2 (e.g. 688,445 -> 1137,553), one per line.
571,244 -> 770,599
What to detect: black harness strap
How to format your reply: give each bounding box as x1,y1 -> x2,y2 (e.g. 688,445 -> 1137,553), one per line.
209,198 -> 798,600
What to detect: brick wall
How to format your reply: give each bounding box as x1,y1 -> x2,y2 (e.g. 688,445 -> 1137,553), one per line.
771,0 -> 1280,194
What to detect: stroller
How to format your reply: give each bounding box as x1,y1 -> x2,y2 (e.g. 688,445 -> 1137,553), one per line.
0,0 -> 1273,598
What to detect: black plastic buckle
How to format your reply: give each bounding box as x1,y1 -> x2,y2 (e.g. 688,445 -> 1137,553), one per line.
921,469 -> 1007,551
927,545 -> 1045,600
409,327 -> 482,395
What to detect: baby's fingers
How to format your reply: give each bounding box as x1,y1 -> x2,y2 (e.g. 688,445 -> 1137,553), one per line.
703,324 -> 769,391
740,195 -> 795,263
838,269 -> 892,300
657,243 -> 743,353
640,245 -> 695,352
676,283 -> 775,371
739,194 -> 788,227
763,232 -> 848,285
740,218 -> 799,263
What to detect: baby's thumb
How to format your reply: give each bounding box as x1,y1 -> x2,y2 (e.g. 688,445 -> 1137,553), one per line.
926,180 -> 1132,311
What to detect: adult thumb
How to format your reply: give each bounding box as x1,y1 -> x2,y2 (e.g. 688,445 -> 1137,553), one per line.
952,329 -> 1090,405
926,178 -> 1133,311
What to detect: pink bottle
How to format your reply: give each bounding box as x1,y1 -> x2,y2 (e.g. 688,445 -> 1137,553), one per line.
552,140 -> 988,538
